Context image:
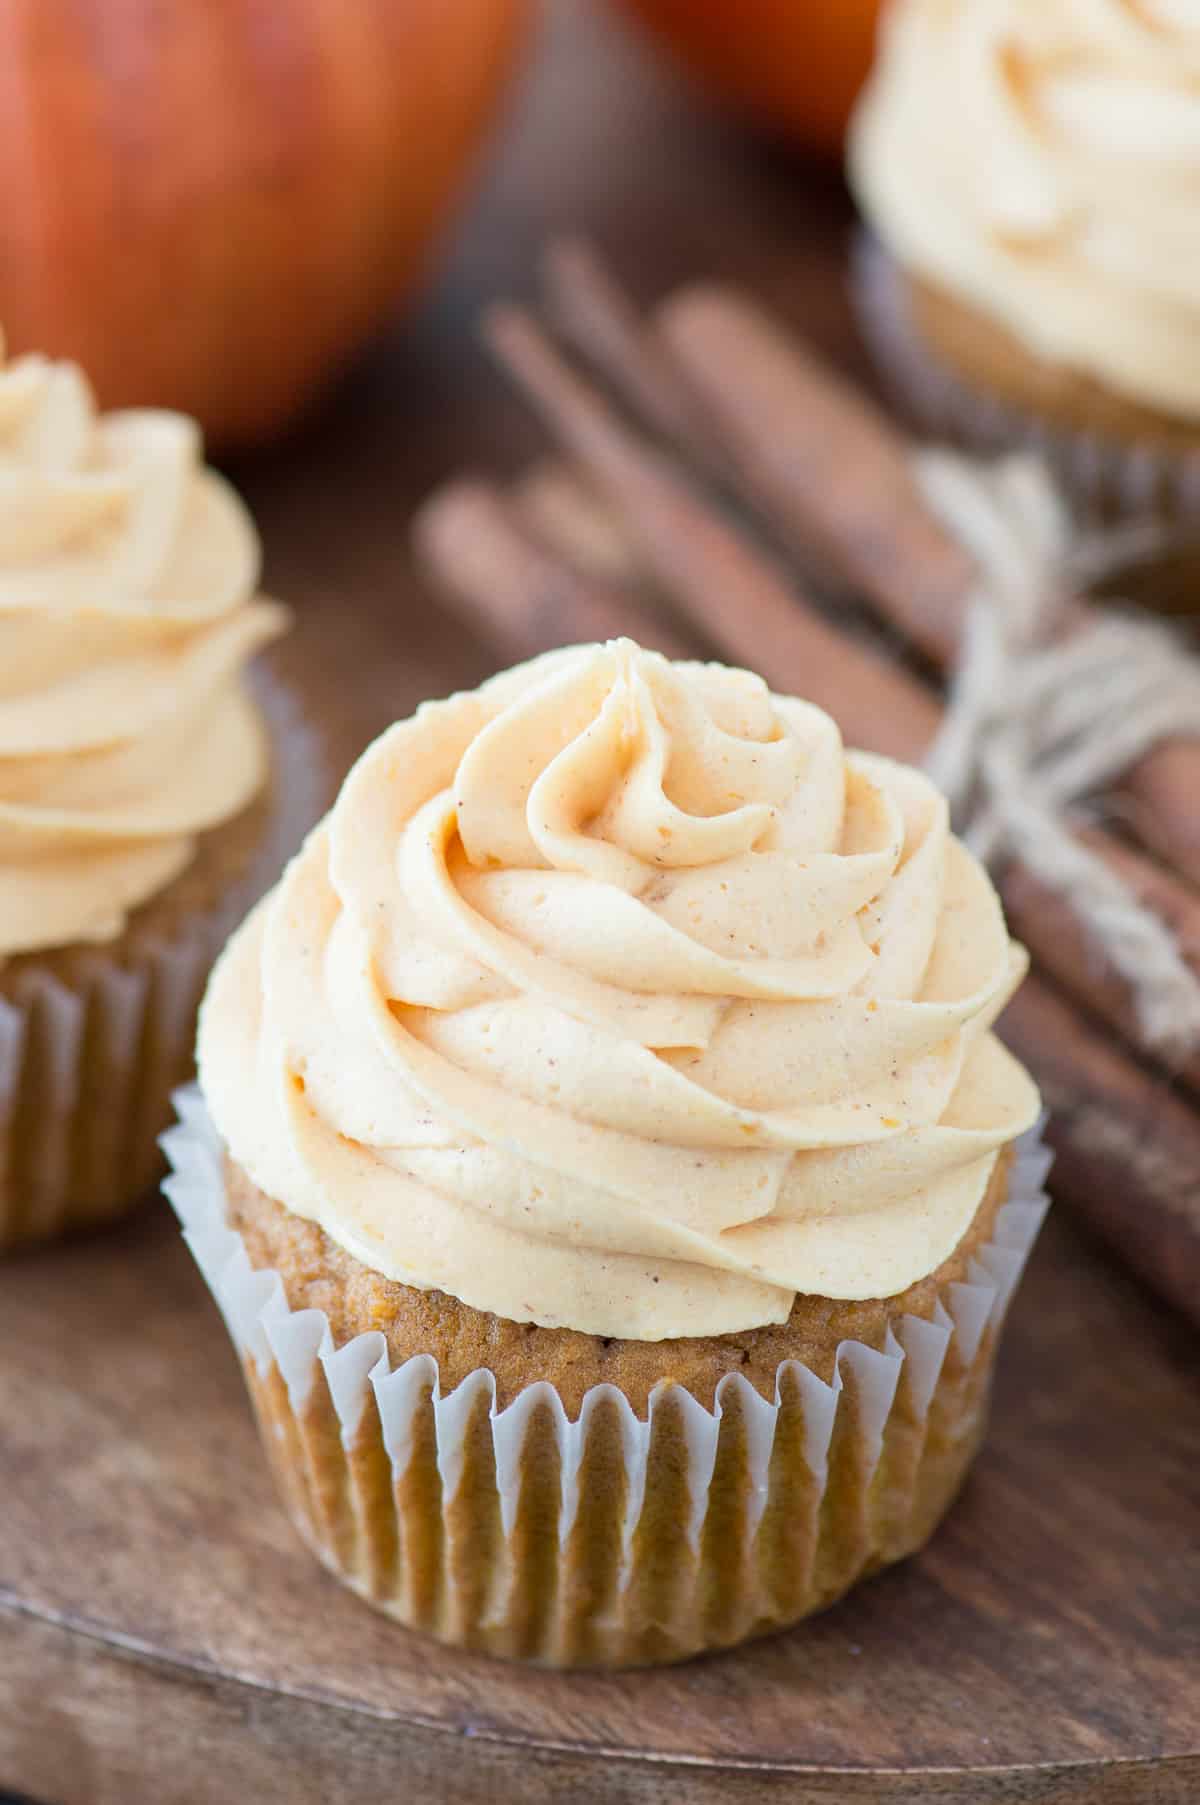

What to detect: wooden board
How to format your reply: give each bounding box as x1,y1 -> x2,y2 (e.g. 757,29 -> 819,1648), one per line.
1,6 -> 1198,1801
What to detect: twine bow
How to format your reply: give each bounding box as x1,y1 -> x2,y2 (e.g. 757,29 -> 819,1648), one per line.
918,449 -> 1200,1055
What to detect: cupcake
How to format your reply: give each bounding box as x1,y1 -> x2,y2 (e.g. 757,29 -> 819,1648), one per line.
169,641 -> 1045,1667
848,0 -> 1200,516
0,337 -> 319,1249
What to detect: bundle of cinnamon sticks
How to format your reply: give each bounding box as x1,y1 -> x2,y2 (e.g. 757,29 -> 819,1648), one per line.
414,241 -> 1200,1329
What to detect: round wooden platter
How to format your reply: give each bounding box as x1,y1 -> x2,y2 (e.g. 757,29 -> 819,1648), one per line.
2,1199 -> 1198,1804
2,6 -> 1198,1801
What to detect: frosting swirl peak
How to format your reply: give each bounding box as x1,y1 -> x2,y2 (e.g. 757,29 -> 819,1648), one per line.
0,339 -> 286,957
200,644 -> 1038,1338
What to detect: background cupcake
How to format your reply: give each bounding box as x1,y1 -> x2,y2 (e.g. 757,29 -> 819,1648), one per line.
848,0 -> 1200,517
169,641 -> 1045,1668
0,338 -> 320,1249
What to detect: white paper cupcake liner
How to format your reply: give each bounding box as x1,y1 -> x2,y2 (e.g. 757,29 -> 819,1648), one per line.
163,1088 -> 1051,1668
0,666 -> 324,1250
852,232 -> 1200,527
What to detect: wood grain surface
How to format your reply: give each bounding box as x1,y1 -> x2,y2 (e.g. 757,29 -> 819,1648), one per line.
1,5 -> 1197,1801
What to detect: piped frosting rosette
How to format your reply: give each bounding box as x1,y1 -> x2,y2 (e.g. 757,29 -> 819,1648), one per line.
0,340 -> 286,959
200,642 -> 1039,1339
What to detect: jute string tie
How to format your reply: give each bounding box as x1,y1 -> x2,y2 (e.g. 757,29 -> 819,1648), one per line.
918,449 -> 1200,1054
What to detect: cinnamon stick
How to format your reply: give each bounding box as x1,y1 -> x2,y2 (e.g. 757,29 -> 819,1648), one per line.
513,458 -> 646,588
411,478 -> 691,663
1000,847 -> 1200,1094
542,242 -> 728,481
1001,979 -> 1200,1330
414,473 -> 1200,1329
482,301 -> 1200,1086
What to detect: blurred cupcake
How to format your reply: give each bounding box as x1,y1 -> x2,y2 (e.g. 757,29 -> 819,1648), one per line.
0,338 -> 319,1249
849,1 -> 1200,517
169,641 -> 1046,1667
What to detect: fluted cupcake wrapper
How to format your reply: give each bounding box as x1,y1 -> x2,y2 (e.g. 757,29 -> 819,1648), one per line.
852,233 -> 1200,529
0,668 -> 323,1251
164,1087 -> 1051,1668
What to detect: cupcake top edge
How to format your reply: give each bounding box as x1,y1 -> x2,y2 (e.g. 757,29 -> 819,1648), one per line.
0,337 -> 288,960
198,641 -> 1039,1340
848,0 -> 1200,422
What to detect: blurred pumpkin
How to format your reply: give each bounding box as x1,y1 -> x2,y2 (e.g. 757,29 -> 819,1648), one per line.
616,0 -> 882,154
0,0 -> 531,447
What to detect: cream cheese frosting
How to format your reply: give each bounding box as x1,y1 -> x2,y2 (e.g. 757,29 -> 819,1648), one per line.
199,643 -> 1039,1339
849,0 -> 1200,419
0,341 -> 286,958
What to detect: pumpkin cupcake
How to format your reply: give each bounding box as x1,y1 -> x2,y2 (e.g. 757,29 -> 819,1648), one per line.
849,0 -> 1200,517
0,337 -> 320,1248
169,641 -> 1046,1667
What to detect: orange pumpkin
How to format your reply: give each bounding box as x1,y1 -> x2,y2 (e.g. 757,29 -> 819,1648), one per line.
0,0 -> 531,446
616,0 -> 883,154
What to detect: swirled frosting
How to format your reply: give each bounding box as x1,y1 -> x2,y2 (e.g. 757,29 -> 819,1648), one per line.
0,341 -> 286,958
850,0 -> 1200,418
199,643 -> 1038,1338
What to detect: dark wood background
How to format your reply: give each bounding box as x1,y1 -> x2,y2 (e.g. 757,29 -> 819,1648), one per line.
1,6 -> 1197,1802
